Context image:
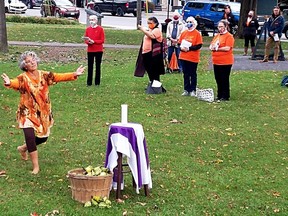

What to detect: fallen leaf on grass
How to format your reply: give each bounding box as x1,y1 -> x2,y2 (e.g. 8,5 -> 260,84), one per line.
136,202 -> 146,206
122,210 -> 128,215
169,119 -> 182,124
0,142 -> 3,146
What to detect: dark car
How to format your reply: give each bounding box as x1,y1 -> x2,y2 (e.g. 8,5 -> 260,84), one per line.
20,0 -> 43,9
87,0 -> 145,17
283,9 -> 288,39
40,0 -> 80,19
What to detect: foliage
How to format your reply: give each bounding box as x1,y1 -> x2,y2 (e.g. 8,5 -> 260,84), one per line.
5,15 -> 80,25
0,46 -> 288,215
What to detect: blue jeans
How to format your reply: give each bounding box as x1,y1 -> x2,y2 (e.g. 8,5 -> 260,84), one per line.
167,46 -> 182,71
181,60 -> 198,92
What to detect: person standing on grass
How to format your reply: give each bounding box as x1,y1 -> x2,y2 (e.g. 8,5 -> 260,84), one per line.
260,6 -> 284,63
166,11 -> 185,73
1,51 -> 85,174
242,10 -> 259,56
209,20 -> 234,102
83,15 -> 105,86
136,16 -> 165,83
178,16 -> 203,97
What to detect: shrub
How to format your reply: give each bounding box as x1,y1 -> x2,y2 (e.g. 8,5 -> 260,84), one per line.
5,15 -> 80,25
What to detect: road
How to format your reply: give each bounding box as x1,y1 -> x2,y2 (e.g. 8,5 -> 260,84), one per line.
14,8 -> 288,41
21,7 -> 169,29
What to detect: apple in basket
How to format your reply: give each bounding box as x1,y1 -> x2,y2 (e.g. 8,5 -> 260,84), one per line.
83,165 -> 111,176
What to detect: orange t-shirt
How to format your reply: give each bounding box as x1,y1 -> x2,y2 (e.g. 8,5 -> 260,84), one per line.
179,29 -> 203,63
142,28 -> 162,54
211,32 -> 234,65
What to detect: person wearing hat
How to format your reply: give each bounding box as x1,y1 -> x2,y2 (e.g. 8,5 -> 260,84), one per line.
166,11 -> 185,73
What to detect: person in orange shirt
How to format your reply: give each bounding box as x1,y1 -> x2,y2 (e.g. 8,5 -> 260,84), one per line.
1,51 -> 85,174
210,20 -> 234,102
179,16 -> 203,96
137,17 -> 165,83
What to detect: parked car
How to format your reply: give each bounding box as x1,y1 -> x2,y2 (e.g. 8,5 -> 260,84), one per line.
182,1 -> 240,27
283,9 -> 288,39
87,0 -> 145,17
40,0 -> 80,19
20,0 -> 43,9
5,0 -> 27,13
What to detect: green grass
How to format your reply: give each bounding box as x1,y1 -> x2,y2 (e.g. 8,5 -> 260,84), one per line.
1,24 -> 288,215
7,22 -> 288,50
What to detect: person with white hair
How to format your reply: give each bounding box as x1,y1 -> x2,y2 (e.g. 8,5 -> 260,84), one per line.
83,15 -> 105,86
178,16 -> 203,96
166,11 -> 184,72
1,51 -> 85,174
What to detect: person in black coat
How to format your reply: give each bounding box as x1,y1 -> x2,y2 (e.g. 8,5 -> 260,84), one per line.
242,10 -> 259,56
222,5 -> 237,34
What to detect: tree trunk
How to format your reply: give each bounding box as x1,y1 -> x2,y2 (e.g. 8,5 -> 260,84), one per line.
237,0 -> 257,39
0,0 -> 9,53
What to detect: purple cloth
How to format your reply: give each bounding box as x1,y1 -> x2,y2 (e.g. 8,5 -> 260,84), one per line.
105,124 -> 151,190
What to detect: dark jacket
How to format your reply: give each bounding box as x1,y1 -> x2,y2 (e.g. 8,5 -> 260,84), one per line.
222,12 -> 237,32
267,14 -> 285,38
242,17 -> 259,37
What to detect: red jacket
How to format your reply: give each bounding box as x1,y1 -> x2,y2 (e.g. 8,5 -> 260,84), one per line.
84,26 -> 105,52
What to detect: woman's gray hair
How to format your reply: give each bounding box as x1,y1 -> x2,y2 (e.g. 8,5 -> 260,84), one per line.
186,16 -> 198,29
19,51 -> 40,71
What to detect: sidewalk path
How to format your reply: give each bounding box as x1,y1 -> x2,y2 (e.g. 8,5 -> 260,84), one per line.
8,41 -> 287,71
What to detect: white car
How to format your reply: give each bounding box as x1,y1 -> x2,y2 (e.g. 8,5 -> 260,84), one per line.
5,0 -> 27,13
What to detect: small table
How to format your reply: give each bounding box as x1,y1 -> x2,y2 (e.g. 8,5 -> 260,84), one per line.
105,123 -> 152,198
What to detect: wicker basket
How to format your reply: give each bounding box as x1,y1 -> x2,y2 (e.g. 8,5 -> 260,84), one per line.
67,168 -> 113,203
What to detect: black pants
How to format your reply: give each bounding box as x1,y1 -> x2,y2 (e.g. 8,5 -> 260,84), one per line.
23,128 -> 48,153
244,35 -> 256,48
181,60 -> 198,92
142,51 -> 160,82
87,52 -> 103,86
213,64 -> 232,100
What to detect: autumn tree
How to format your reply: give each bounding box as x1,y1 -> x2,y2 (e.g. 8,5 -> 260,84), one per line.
0,0 -> 8,53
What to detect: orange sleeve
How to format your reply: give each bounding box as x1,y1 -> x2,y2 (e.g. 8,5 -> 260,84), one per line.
53,73 -> 77,82
4,78 -> 20,90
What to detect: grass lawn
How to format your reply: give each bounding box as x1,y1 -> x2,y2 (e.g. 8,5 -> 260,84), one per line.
0,23 -> 287,215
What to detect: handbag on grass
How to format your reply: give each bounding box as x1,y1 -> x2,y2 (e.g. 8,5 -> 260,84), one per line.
196,88 -> 214,102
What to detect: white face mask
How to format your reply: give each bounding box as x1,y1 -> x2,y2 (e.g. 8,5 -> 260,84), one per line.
89,21 -> 97,27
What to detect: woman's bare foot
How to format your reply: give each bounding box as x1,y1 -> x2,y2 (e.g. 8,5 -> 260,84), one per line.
17,145 -> 28,161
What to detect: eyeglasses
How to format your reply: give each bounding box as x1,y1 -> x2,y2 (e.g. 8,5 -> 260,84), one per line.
186,21 -> 193,23
218,26 -> 225,28
147,22 -> 153,24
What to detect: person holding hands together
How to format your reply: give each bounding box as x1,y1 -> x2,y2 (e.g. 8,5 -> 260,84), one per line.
1,51 -> 85,174
210,20 -> 234,102
84,15 -> 105,86
178,16 -> 203,97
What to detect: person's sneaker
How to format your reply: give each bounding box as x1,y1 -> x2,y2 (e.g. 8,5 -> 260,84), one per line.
181,90 -> 189,96
260,59 -> 268,63
190,91 -> 197,97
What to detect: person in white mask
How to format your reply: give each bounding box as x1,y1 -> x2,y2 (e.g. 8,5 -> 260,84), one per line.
166,11 -> 184,73
178,16 -> 203,97
83,15 -> 105,86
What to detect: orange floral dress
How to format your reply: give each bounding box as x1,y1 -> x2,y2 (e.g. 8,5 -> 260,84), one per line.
6,70 -> 77,137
